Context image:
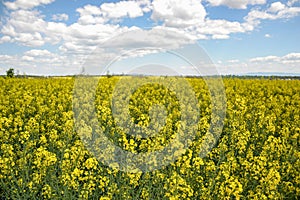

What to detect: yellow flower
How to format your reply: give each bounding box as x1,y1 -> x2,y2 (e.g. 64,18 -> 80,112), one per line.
99,197 -> 111,200
84,158 -> 98,170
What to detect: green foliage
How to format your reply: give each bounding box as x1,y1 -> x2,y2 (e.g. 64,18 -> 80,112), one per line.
6,68 -> 14,78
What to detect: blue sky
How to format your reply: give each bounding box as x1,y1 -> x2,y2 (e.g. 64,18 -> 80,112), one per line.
0,0 -> 300,75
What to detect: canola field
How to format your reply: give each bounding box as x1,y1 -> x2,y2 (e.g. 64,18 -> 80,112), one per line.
0,77 -> 299,199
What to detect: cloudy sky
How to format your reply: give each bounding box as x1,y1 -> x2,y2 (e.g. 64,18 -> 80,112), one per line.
0,0 -> 299,76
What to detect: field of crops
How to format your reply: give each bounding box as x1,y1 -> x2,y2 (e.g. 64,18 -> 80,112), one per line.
0,77 -> 299,199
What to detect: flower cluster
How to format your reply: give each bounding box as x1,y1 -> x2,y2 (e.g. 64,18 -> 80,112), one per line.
0,77 -> 299,199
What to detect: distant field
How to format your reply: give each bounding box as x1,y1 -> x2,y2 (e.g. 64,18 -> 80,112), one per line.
0,77 -> 299,199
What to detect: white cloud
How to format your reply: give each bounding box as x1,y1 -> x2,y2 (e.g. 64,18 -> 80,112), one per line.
206,0 -> 266,9
21,49 -> 57,63
0,55 -> 14,60
227,59 -> 239,63
0,36 -> 11,43
4,0 -> 55,10
64,23 -> 126,44
0,10 -> 67,46
250,55 -> 280,62
282,52 -> 300,59
2,0 -> 297,55
58,23 -> 137,56
100,27 -> 194,49
1,10 -> 47,46
24,49 -> 53,57
100,1 -> 144,19
0,50 -> 80,76
76,0 -> 242,43
119,48 -> 163,60
77,15 -> 106,25
245,2 -> 300,23
250,53 -> 300,65
282,52 -> 300,63
268,2 -> 286,13
179,19 -> 247,40
52,13 -> 69,21
72,27 -> 198,75
138,0 -> 152,12
212,34 -> 230,39
287,0 -> 300,6
264,33 -> 271,38
2,10 -> 46,34
216,53 -> 300,75
1,0 -> 300,76
151,0 -> 206,28
21,55 -> 34,61
149,1 -> 253,40
45,21 -> 67,44
248,53 -> 300,74
76,1 -> 150,25
16,32 -> 45,46
77,4 -> 102,16
242,2 -> 300,35
197,19 -> 245,35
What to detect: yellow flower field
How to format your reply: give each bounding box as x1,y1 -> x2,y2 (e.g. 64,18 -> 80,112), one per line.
0,77 -> 299,199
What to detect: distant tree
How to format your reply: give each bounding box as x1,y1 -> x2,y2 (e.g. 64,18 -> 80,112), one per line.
106,70 -> 112,78
6,68 -> 14,78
